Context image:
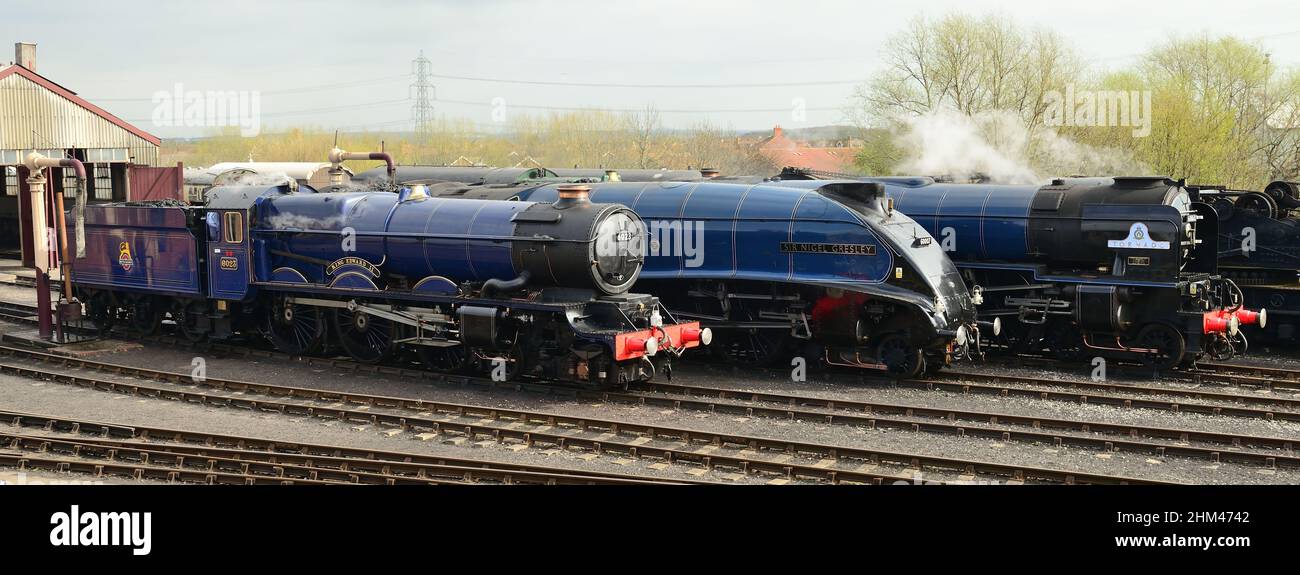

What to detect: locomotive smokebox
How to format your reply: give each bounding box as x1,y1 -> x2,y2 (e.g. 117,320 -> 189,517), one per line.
512,185 -> 645,295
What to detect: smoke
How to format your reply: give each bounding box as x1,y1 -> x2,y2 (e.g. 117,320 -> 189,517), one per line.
264,213 -> 341,230
212,171 -> 296,187
889,108 -> 1145,184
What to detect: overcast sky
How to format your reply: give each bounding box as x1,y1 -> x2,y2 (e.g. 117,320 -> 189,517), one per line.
4,0 -> 1299,139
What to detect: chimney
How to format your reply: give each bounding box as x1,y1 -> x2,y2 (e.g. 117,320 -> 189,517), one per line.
553,184 -> 592,209
15,42 -> 36,71
773,125 -> 783,139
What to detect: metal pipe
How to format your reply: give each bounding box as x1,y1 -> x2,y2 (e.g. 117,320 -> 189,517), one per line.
482,271 -> 531,298
23,152 -> 84,302
329,147 -> 396,185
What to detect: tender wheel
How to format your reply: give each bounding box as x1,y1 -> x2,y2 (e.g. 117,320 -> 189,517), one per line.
333,306 -> 398,364
171,300 -> 208,343
267,297 -> 326,356
128,295 -> 163,335
1236,193 -> 1278,219
877,334 -> 924,378
1135,323 -> 1186,370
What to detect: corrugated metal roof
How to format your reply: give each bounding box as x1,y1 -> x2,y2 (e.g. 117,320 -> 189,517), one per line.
0,64 -> 160,166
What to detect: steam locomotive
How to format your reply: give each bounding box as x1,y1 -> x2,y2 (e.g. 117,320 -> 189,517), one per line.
1192,180 -> 1297,343
66,178 -> 708,387
410,178 -> 986,378
774,170 -> 1255,368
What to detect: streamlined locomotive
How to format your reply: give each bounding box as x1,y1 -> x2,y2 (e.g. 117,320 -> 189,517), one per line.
414,179 -> 986,377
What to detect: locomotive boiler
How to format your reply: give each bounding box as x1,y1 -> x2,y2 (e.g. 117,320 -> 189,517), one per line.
254,184 -> 644,296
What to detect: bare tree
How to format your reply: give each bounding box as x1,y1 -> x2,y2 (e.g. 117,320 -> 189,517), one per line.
856,14 -> 1078,127
623,105 -> 662,169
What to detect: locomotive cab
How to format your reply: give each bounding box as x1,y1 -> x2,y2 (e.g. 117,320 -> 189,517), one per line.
205,208 -> 252,301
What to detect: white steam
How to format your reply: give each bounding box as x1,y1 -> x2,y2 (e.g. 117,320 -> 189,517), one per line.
264,213 -> 342,230
890,108 -> 1145,184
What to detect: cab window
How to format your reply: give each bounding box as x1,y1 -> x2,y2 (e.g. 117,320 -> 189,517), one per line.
223,212 -> 244,243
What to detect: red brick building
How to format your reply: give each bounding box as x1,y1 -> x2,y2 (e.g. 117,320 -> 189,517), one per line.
756,125 -> 860,173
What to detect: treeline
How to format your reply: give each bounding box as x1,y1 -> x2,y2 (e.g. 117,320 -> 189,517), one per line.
163,109 -> 776,177
852,13 -> 1300,188
162,14 -> 1298,189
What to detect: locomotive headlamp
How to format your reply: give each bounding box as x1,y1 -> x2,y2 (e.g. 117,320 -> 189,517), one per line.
955,325 -> 969,346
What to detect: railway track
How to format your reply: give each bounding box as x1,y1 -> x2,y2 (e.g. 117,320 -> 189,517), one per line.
4,294 -> 1300,402
2,297 -> 1295,482
679,360 -> 1300,422
1195,362 -> 1300,392
991,354 -> 1300,394
622,379 -> 1298,468
0,345 -> 1169,485
8,341 -> 1288,476
4,297 -> 1299,417
0,409 -> 694,486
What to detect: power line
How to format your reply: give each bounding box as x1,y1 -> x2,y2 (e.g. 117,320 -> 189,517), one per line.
122,98 -> 409,123
416,47 -> 877,68
426,73 -> 865,89
84,74 -> 413,102
432,97 -> 843,114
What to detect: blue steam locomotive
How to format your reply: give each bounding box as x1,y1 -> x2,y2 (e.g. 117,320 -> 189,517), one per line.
772,169 -> 1254,368
66,181 -> 708,387
412,179 -> 986,377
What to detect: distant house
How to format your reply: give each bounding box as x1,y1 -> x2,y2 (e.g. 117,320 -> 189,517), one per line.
756,125 -> 860,173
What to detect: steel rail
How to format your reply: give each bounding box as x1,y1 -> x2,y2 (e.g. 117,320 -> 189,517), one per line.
0,410 -> 707,485
0,356 -> 1169,485
0,431 -> 677,485
615,381 -> 1297,468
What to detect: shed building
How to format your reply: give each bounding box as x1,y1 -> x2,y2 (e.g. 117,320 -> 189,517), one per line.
1,42 -> 162,249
